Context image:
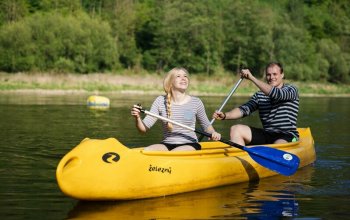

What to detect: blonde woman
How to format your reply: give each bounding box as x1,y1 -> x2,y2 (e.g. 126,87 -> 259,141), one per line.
131,67 -> 221,151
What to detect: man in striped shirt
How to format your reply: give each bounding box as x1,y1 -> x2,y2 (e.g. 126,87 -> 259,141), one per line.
213,62 -> 299,146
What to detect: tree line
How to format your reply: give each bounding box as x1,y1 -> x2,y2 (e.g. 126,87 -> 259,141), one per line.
0,0 -> 349,83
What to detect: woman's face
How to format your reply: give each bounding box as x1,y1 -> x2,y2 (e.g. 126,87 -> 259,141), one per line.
172,70 -> 189,92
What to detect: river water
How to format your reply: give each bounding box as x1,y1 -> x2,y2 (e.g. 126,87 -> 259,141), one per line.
0,92 -> 349,219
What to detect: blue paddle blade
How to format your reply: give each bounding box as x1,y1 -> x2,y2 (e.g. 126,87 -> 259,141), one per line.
243,146 -> 300,176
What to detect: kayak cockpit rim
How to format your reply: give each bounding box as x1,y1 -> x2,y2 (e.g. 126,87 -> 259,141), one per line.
138,140 -> 301,156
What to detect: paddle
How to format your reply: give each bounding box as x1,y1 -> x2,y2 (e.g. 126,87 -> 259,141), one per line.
209,77 -> 243,124
198,77 -> 243,141
137,106 -> 300,176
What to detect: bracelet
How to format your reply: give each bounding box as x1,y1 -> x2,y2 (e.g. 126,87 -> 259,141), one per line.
222,112 -> 226,120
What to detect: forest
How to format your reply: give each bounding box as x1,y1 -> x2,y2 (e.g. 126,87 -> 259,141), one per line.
0,0 -> 349,83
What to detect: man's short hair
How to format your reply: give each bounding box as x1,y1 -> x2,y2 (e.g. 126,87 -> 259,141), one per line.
266,62 -> 283,74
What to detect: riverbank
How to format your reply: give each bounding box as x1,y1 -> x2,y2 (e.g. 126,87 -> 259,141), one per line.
0,72 -> 349,97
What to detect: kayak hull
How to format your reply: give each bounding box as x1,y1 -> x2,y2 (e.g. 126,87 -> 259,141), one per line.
56,128 -> 316,200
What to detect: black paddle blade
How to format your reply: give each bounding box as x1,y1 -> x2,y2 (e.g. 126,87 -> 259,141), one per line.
243,146 -> 300,176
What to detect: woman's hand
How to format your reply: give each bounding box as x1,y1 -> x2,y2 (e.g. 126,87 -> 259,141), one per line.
131,104 -> 141,119
210,131 -> 221,141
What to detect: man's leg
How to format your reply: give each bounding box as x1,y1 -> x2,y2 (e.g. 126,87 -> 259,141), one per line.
230,124 -> 252,145
273,139 -> 288,144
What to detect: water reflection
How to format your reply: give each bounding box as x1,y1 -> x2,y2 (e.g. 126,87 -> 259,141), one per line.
240,189 -> 299,219
66,166 -> 314,219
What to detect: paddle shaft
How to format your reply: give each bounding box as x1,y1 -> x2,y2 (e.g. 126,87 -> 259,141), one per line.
198,78 -> 243,141
141,109 -> 244,150
209,77 -> 243,124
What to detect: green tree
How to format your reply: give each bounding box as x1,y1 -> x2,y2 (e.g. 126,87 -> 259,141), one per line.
317,39 -> 349,83
29,0 -> 81,13
0,12 -> 120,73
0,0 -> 29,25
92,0 -> 140,69
0,0 -> 349,83
0,22 -> 34,72
138,0 -> 225,74
273,23 -> 317,80
222,0 -> 274,75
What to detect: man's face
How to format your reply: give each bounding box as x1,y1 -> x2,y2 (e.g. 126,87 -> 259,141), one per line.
266,65 -> 284,88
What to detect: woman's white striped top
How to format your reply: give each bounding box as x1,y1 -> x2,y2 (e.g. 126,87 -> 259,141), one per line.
143,95 -> 211,144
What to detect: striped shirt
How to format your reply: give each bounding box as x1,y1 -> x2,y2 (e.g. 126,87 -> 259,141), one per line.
143,95 -> 211,144
239,84 -> 299,138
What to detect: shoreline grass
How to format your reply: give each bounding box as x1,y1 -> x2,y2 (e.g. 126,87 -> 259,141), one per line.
0,72 -> 349,97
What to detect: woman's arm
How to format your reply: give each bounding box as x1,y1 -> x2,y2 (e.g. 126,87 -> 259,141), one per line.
131,105 -> 148,133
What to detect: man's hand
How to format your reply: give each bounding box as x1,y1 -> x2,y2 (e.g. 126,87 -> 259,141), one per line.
240,69 -> 253,80
213,111 -> 226,120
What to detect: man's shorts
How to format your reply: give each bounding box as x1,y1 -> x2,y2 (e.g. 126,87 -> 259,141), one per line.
249,127 -> 298,145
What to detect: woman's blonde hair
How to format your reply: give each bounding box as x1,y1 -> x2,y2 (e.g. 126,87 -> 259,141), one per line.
163,67 -> 189,131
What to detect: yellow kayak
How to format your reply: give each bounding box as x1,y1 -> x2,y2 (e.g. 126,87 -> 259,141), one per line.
56,128 -> 316,200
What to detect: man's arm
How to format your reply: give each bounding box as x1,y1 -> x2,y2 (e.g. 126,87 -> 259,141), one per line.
241,69 -> 272,95
213,107 -> 243,121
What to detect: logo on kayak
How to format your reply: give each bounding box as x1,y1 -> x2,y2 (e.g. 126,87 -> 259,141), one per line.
283,153 -> 293,161
149,164 -> 172,174
102,152 -> 120,163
